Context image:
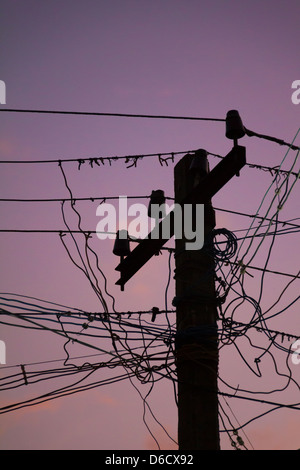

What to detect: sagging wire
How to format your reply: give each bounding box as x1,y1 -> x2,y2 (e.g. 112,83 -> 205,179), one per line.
58,161 -> 126,365
0,129 -> 299,446
206,205 -> 299,405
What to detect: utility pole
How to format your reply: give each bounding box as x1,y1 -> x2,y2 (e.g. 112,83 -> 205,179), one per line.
114,110 -> 246,450
174,150 -> 220,450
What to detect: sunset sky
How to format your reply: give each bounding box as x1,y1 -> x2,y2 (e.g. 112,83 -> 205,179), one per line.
0,0 -> 299,450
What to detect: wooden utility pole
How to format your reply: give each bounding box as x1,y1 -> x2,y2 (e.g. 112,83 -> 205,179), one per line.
114,109 -> 247,450
174,151 -> 220,450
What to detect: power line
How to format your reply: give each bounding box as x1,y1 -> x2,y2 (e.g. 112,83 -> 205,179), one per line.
0,229 -> 110,234
221,318 -> 300,343
219,391 -> 300,412
0,195 -> 153,203
0,147 -> 298,179
209,151 -> 300,178
227,261 -> 300,280
244,127 -> 300,152
0,108 -> 225,122
0,229 -> 298,279
0,108 -> 299,151
0,149 -> 187,166
1,191 -> 300,233
214,207 -> 300,230
1,192 -> 299,232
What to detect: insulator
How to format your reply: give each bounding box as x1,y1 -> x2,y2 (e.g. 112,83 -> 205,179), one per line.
148,189 -> 166,219
225,110 -> 245,140
189,149 -> 209,176
113,230 -> 130,257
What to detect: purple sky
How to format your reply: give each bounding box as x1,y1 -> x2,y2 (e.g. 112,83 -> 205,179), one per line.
0,0 -> 299,450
